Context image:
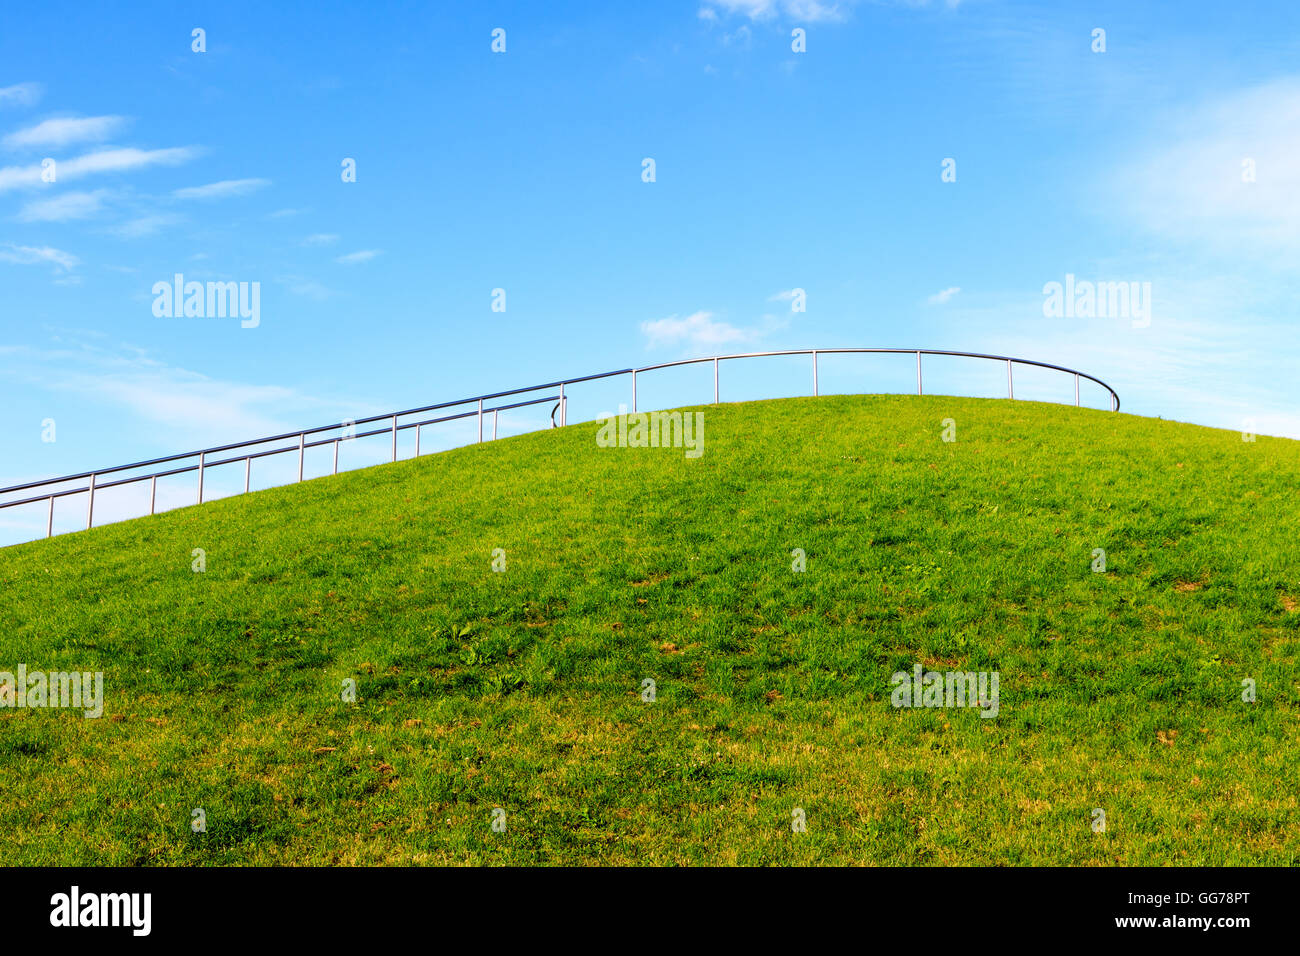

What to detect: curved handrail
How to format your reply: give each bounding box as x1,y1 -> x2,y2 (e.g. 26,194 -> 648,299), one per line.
626,347 -> 1119,411
0,347 -> 1119,542
650,347 -> 1119,407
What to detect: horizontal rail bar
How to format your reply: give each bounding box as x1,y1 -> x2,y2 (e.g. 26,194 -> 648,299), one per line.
0,387 -> 610,492
4,485 -> 94,508
0,395 -> 562,507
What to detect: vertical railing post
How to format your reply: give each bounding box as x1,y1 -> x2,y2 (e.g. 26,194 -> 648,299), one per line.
150,475 -> 158,514
812,352 -> 818,397
917,351 -> 923,395
493,409 -> 499,440
477,399 -> 484,442
632,370 -> 637,414
86,473 -> 95,530
714,357 -> 720,404
1075,373 -> 1080,407
415,424 -> 421,457
297,433 -> 305,482
47,496 -> 54,538
245,457 -> 252,492
559,382 -> 566,427
391,415 -> 398,462
332,440 -> 339,474
197,451 -> 205,504
1007,360 -> 1014,400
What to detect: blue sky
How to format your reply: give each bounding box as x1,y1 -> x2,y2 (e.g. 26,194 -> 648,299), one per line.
2,0 -> 1299,540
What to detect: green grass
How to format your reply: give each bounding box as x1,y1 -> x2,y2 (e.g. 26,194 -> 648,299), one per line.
1,394 -> 1297,865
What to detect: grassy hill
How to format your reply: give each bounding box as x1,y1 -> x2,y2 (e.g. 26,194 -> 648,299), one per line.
1,394 -> 1297,865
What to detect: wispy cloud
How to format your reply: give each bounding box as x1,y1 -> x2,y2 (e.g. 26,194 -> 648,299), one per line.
0,337 -> 383,452
723,24 -> 753,46
303,233 -> 339,245
3,115 -> 127,149
16,188 -> 111,222
172,177 -> 271,200
700,0 -> 851,23
335,249 -> 382,265
920,270 -> 1300,439
0,243 -> 79,271
1109,78 -> 1300,261
700,0 -> 958,23
108,213 -> 183,239
0,146 -> 200,193
0,83 -> 41,108
0,163 -> 47,191
927,286 -> 961,305
276,274 -> 334,299
62,146 -> 198,178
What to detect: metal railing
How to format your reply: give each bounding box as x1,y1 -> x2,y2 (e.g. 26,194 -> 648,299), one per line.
0,347 -> 1119,543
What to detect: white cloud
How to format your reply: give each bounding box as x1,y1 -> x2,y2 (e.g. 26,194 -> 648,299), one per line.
0,162 -> 42,190
1110,78 -> 1300,260
303,233 -> 339,245
724,24 -> 753,46
335,249 -> 382,265
0,243 -> 78,271
92,378 -> 299,437
0,146 -> 200,193
927,286 -> 961,305
0,337 -> 384,454
277,274 -> 334,300
0,83 -> 41,108
62,146 -> 199,177
108,213 -> 183,238
172,177 -> 271,200
641,310 -> 756,350
16,189 -> 111,222
701,0 -> 849,22
917,270 -> 1300,439
3,115 -> 127,149
706,0 -> 778,18
700,0 -> 956,22
783,0 -> 848,19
